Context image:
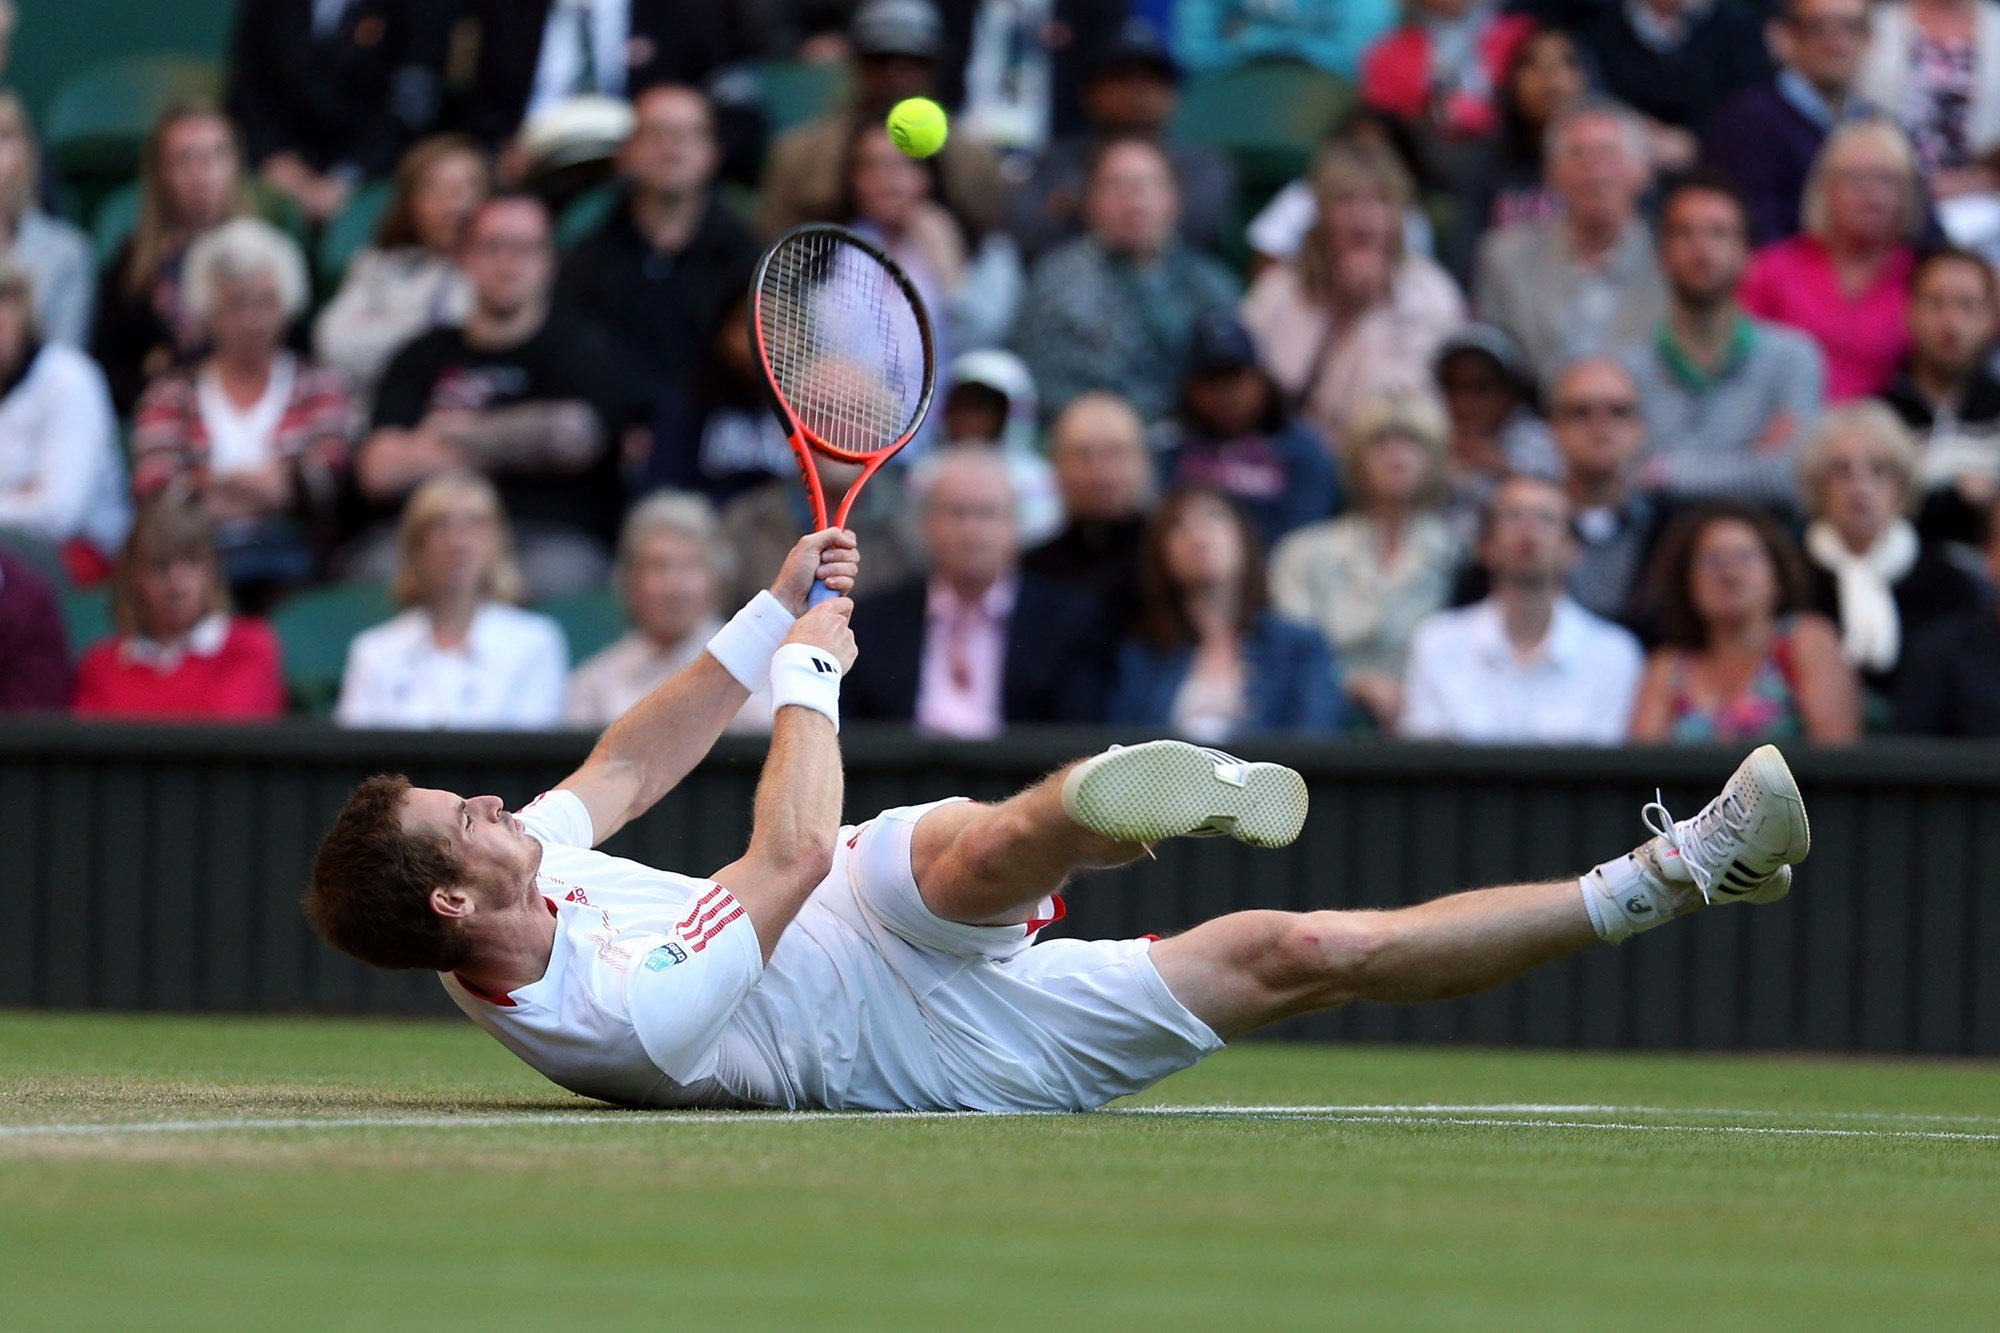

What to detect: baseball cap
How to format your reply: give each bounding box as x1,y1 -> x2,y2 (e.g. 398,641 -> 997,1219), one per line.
1186,310 -> 1258,376
1091,18 -> 1181,84
851,0 -> 943,60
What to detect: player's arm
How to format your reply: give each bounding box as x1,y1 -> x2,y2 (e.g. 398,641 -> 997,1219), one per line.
556,529 -> 859,845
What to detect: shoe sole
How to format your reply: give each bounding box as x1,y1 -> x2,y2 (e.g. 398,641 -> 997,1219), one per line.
1061,740 -> 1309,849
1745,743 -> 1811,863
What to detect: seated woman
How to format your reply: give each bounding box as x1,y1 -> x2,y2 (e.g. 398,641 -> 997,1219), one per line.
1629,503 -> 1861,745
1798,402 -> 1986,705
566,491 -> 772,730
0,90 -> 95,346
72,498 -> 285,720
1269,389 -> 1460,731
335,470 -> 567,729
130,218 -> 357,611
1108,486 -> 1342,741
313,135 -> 487,407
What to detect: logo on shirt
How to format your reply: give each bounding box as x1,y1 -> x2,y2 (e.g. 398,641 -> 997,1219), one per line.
564,887 -> 590,905
643,942 -> 689,971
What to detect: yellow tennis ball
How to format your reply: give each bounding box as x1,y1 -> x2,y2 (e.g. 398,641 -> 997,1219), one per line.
886,97 -> 948,159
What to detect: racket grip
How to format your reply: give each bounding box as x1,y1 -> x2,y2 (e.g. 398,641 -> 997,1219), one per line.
807,579 -> 839,607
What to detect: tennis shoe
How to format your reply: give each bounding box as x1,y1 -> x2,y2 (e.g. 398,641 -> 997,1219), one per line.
1640,744 -> 1810,905
1060,740 -> 1308,849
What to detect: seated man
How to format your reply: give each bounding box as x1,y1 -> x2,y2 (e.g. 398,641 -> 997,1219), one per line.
1878,247 -> 2000,548
304,528 -> 1816,1113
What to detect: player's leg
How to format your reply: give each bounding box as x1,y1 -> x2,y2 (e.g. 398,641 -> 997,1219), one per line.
1152,745 -> 1810,1039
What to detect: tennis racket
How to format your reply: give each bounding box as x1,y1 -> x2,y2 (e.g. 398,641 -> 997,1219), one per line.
750,223 -> 937,606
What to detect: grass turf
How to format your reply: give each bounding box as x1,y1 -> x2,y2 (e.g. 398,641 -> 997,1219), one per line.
2,1013 -> 1996,1330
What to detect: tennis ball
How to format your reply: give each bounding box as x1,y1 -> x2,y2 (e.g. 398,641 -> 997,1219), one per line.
887,97 -> 948,159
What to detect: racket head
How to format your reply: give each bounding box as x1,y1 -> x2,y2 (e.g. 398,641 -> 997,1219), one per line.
749,223 -> 937,468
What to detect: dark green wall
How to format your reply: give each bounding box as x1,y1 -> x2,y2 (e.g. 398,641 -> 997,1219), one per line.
10,1 -> 236,120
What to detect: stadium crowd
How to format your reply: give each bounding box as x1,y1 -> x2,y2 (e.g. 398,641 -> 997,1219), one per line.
8,0 -> 2000,743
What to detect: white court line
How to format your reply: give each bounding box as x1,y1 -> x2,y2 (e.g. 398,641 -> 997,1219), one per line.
1,1105 -> 1997,1144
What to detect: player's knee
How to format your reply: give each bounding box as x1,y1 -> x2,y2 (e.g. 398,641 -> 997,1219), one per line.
1268,911 -> 1394,1004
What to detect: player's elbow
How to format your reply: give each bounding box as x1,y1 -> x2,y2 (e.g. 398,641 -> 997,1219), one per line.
755,829 -> 836,890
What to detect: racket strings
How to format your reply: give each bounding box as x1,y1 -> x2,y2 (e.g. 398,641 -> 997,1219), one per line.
758,230 -> 928,456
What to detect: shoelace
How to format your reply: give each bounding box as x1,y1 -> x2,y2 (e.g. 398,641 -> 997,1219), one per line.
1641,787 -> 1754,905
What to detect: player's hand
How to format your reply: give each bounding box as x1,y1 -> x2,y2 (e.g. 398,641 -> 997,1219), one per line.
770,529 -> 860,615
784,597 -> 858,673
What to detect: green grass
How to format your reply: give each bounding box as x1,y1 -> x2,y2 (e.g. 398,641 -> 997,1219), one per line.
2,1014 -> 1996,1330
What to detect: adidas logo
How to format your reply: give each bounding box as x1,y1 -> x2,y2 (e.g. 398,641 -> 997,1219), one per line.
811,656 -> 835,674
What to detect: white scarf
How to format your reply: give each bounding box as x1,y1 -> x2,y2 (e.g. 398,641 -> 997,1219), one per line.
1805,519 -> 1919,673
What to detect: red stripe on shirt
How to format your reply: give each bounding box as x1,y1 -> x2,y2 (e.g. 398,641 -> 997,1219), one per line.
689,904 -> 745,952
676,886 -> 726,931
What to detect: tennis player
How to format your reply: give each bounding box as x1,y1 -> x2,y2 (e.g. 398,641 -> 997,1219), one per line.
305,530 -> 1811,1111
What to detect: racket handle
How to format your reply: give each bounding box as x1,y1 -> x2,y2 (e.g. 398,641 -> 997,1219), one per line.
807,579 -> 839,607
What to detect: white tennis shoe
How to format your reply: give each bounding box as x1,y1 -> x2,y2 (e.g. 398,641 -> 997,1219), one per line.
1059,740 -> 1309,849
1641,743 -> 1811,904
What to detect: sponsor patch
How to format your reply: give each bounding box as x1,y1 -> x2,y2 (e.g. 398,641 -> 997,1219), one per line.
643,942 -> 689,971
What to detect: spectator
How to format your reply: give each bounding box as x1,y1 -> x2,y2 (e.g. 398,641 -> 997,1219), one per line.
1702,0 -> 1878,246
1741,118 -> 1923,401
1243,140 -> 1465,452
1474,96 -> 1665,386
1358,0 -> 1536,160
335,471 -> 567,729
72,500 -> 286,721
1023,391 -> 1154,606
1012,137 -> 1239,423
1402,475 -> 1644,743
226,0 -> 454,224
566,491 -> 772,730
1006,20 -> 1237,261
92,104 -> 250,414
315,135 -> 489,407
676,294 -> 813,502
1270,389 -> 1459,731
1894,493 -> 2000,735
353,194 -> 639,598
0,257 -> 128,574
1433,323 -> 1558,543
1450,25 -> 1589,279
1246,113 -> 1443,271
1571,0 -> 1771,172
1548,357 -> 1667,626
1173,0 -> 1398,80
844,447 -> 1110,735
1878,247 -> 2000,547
1799,402 -> 1984,704
758,0 -> 1007,239
0,545 -> 69,712
1855,0 -> 2000,197
1623,174 -> 1825,510
924,349 -> 1061,545
1108,487 -> 1342,740
131,219 -> 356,610
0,91 -> 93,346
1153,310 -> 1338,548
1628,502 -> 1860,744
951,0 -> 1128,155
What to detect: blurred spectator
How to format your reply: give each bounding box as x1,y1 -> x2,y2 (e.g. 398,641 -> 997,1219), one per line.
0,257 -> 128,573
758,0 -> 1007,238
227,0 -> 454,224
1270,390 -> 1459,731
0,1 -> 13,81
845,447 -> 1110,735
1358,0 -> 1535,160
353,194 -> 638,598
1799,402 -> 1983,703
566,491 -> 772,729
92,104 -> 250,414
1628,502 -> 1860,744
1624,174 -> 1824,509
1702,0 -> 1877,246
1012,137 -> 1238,422
1894,493 -> 2000,735
1741,119 -> 1922,401
1855,0 -> 2000,198
1173,0 -> 1398,80
924,349 -> 1061,544
131,220 -> 355,610
1402,475 -> 1643,743
1474,97 -> 1664,386
1549,358 -> 1666,625
1570,0 -> 1771,173
1243,141 -> 1464,452
1879,246 -> 2000,547
1246,113 -> 1442,270
1152,310 -> 1337,547
0,546 -> 69,712
670,295 -> 804,501
335,471 -> 567,729
1433,323 -> 1558,542
1006,20 -> 1237,260
1449,26 -> 1589,279
0,91 -> 93,346
73,500 -> 285,721
558,86 -> 759,476
719,453 -> 924,607
1023,391 -> 1154,605
1107,487 -> 1341,739
952,0 -> 1128,154
315,135 -> 489,407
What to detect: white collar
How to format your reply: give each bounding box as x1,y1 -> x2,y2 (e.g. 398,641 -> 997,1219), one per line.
1470,595 -> 1585,670
120,611 -> 230,669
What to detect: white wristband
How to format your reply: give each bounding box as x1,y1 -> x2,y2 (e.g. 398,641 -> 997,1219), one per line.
769,642 -> 842,731
704,591 -> 796,692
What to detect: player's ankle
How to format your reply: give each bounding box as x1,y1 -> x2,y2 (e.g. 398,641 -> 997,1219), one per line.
1578,838 -> 1704,945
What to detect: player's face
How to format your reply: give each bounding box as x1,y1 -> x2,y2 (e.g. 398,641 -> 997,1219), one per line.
1816,430 -> 1906,549
1909,261 -> 1999,373
627,530 -> 717,646
401,787 -> 543,907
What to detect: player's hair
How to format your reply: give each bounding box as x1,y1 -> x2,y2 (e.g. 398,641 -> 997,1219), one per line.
1645,502 -> 1811,651
1132,486 -> 1269,651
375,134 -> 492,251
304,774 -> 473,972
